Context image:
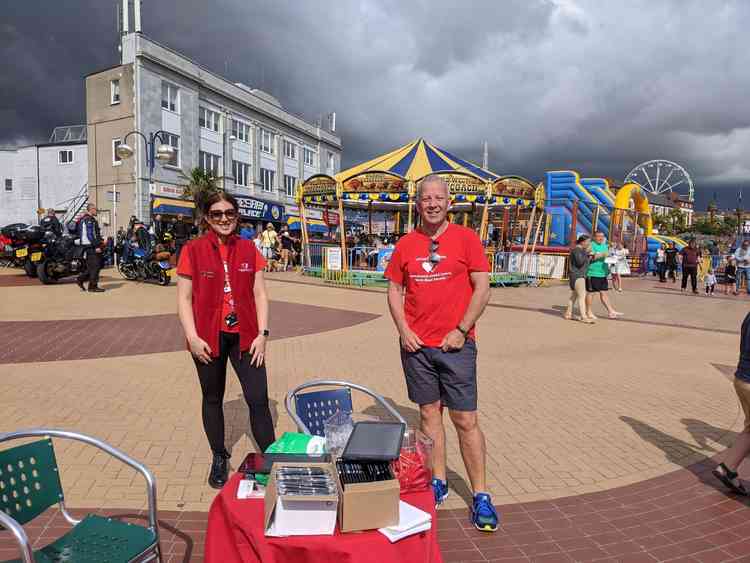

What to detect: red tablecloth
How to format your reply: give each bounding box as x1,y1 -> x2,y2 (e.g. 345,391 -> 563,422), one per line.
205,473 -> 443,563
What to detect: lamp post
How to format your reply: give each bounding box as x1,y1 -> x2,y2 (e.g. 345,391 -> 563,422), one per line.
115,130 -> 176,220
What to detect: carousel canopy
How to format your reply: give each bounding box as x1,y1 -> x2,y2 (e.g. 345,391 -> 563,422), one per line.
335,138 -> 500,182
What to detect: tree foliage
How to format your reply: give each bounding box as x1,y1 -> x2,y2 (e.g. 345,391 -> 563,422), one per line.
181,168 -> 221,218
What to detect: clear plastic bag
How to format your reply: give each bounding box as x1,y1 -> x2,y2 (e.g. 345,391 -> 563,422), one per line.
324,410 -> 354,457
391,428 -> 433,493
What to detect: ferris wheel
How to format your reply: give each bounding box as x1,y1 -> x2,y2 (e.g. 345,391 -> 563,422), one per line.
624,160 -> 694,202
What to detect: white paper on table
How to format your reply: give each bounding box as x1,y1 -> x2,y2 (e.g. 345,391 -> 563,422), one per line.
377,501 -> 432,542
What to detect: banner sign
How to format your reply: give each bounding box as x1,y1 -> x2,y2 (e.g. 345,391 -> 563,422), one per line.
301,175 -> 337,197
492,177 -> 534,199
436,173 -> 486,195
343,172 -> 406,193
323,209 -> 340,225
235,196 -> 284,222
325,246 -> 343,271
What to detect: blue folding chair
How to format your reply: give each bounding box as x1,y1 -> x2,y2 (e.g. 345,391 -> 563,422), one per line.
285,380 -> 407,437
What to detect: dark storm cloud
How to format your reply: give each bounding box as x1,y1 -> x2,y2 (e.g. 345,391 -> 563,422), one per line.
2,0 -> 749,209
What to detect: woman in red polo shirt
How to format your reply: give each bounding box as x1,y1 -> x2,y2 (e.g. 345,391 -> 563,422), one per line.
177,192 -> 275,489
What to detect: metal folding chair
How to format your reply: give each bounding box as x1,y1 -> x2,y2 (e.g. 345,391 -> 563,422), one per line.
0,429 -> 161,563
285,380 -> 407,437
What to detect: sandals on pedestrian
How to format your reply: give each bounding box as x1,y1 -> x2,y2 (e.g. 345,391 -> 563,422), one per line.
580,318 -> 595,324
712,463 -> 748,496
563,313 -> 573,320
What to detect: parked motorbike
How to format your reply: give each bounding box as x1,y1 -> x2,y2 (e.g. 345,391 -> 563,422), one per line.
35,229 -> 88,284
0,224 -> 43,275
117,245 -> 172,286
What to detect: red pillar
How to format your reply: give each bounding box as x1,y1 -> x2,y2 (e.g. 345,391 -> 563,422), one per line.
569,200 -> 578,248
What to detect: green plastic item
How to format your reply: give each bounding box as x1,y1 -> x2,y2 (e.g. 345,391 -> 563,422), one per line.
255,432 -> 320,486
0,438 -> 64,525
265,432 -> 315,455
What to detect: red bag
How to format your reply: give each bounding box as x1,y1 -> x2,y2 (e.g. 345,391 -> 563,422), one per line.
391,429 -> 433,493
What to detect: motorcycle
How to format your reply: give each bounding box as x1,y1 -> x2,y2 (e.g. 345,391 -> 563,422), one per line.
0,224 -> 43,275
35,229 -> 88,284
117,244 -> 172,286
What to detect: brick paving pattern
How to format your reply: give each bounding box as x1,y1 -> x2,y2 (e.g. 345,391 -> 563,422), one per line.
0,303 -> 378,364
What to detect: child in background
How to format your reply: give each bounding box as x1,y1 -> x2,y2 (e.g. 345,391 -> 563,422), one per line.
705,268 -> 717,296
725,257 -> 737,295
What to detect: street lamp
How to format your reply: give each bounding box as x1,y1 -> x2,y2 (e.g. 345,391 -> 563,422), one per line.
116,130 -> 176,219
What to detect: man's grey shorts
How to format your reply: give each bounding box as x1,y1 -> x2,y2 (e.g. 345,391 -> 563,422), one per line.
399,340 -> 478,411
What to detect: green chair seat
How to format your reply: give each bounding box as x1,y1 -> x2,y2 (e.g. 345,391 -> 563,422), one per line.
3,514 -> 157,563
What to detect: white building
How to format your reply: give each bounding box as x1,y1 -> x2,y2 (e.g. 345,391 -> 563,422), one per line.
0,126 -> 88,227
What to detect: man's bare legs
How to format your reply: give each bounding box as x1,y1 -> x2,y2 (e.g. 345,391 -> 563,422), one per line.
420,401 -> 447,481
449,409 -> 486,493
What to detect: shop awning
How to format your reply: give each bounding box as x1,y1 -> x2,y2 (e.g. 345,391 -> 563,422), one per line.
287,217 -> 329,233
152,197 -> 195,216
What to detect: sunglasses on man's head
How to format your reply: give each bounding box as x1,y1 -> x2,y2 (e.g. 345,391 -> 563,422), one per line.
208,209 -> 238,221
429,240 -> 442,265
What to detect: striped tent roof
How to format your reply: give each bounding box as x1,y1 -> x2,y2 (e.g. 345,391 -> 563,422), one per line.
335,139 -> 500,183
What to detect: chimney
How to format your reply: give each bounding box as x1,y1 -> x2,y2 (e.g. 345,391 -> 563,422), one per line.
134,0 -> 142,32
122,0 -> 129,34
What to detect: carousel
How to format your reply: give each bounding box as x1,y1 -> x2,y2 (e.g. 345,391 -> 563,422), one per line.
296,139 -> 542,281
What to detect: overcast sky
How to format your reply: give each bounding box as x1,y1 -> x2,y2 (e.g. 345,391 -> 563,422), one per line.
1,0 -> 748,209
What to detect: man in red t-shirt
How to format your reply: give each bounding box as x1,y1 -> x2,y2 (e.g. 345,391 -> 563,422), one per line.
385,174 -> 497,532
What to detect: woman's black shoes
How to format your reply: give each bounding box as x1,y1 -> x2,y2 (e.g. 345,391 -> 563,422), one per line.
208,452 -> 230,489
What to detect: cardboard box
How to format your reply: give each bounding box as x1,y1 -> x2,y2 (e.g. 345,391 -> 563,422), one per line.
264,462 -> 339,537
333,463 -> 400,532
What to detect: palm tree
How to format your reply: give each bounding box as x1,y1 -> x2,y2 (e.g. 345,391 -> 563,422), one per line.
182,168 -> 221,220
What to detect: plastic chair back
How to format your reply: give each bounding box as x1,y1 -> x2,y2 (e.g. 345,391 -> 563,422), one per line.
0,438 -> 63,525
294,388 -> 353,437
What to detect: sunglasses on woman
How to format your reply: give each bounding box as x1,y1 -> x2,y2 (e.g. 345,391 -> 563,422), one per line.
208,209 -> 239,222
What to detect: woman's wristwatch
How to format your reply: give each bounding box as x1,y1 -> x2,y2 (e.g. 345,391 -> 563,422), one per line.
456,325 -> 469,337
261,329 -> 270,337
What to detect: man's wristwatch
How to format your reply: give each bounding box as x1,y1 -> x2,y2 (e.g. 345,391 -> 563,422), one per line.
456,325 -> 469,337
261,329 -> 270,337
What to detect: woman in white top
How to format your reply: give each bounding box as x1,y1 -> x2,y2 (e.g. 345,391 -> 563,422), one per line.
611,243 -> 630,292
655,244 -> 667,283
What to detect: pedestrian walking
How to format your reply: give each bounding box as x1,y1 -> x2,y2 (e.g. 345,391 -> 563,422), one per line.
665,242 -> 679,283
385,174 -> 498,532
705,268 -> 717,296
173,213 -> 191,261
611,242 -> 630,292
680,239 -> 701,294
260,223 -> 278,271
177,192 -> 274,489
733,240 -> 750,295
585,231 -> 623,319
712,311 -> 750,496
279,225 -> 294,271
564,235 -> 594,323
724,257 -> 737,294
655,244 -> 667,283
75,203 -> 105,293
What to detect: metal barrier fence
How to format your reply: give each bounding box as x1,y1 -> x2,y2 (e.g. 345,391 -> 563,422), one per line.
489,251 -> 568,287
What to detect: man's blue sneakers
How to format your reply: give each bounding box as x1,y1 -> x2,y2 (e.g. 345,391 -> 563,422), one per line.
431,478 -> 449,507
471,493 -> 499,532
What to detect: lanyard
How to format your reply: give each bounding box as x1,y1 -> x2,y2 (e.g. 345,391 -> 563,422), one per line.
222,258 -> 235,309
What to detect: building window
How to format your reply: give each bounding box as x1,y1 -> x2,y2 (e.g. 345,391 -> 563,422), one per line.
112,139 -> 122,166
199,151 -> 221,176
233,161 -> 250,187
199,107 -> 220,132
327,151 -> 335,173
260,129 -> 275,154
165,133 -> 180,167
232,120 -> 250,143
283,140 -> 297,160
260,168 -> 275,192
58,150 -> 74,164
161,82 -> 179,112
110,79 -> 120,105
303,147 -> 316,166
4,179 -> 11,192
284,174 -> 297,198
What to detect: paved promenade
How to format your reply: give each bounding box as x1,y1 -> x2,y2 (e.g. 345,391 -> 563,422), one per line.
1,268 -> 749,561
